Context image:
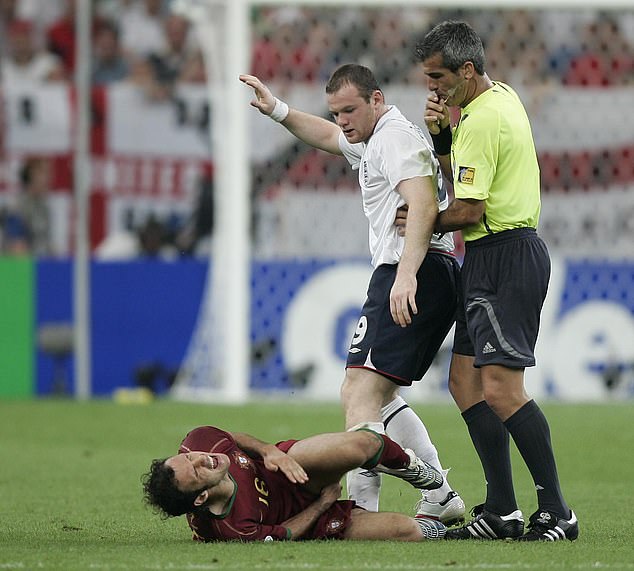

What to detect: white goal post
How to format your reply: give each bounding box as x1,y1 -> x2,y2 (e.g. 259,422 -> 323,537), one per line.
170,0 -> 252,402
168,0 -> 633,403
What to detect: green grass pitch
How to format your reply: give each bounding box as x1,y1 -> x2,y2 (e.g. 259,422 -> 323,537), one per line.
1,399 -> 633,570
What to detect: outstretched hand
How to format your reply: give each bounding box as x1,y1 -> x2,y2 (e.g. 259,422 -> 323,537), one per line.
239,74 -> 277,116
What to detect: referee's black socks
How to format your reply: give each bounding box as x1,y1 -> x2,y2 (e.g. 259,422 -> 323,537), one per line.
462,400 -> 518,516
504,400 -> 570,519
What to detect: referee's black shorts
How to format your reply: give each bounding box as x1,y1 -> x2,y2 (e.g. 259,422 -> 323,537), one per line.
453,228 -> 551,368
346,252 -> 460,386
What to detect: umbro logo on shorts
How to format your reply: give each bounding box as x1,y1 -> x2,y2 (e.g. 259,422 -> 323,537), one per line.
482,342 -> 496,354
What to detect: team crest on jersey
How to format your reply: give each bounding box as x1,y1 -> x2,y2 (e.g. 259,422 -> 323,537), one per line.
327,518 -> 344,533
232,451 -> 253,469
458,166 -> 475,184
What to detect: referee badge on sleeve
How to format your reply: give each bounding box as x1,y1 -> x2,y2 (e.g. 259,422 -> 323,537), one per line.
458,166 -> 475,184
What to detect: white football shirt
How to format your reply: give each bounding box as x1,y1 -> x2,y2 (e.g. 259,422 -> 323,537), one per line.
339,106 -> 454,268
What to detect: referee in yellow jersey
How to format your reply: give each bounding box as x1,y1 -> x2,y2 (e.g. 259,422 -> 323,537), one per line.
414,20 -> 577,542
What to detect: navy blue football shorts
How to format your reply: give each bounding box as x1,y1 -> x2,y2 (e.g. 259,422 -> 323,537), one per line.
452,228 -> 551,368
346,252 -> 460,386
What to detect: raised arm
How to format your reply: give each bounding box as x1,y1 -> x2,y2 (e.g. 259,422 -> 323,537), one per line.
239,74 -> 343,155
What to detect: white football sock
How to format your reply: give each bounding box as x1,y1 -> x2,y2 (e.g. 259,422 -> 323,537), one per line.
345,421 -> 384,511
381,396 -> 453,501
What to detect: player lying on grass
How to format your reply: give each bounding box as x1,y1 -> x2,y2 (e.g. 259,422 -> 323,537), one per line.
143,425 -> 447,542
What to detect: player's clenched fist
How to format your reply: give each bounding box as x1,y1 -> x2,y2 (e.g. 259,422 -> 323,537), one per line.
423,92 -> 449,135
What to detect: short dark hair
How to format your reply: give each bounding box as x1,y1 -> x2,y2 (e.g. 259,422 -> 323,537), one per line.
325,64 -> 381,103
415,20 -> 486,75
142,458 -> 204,518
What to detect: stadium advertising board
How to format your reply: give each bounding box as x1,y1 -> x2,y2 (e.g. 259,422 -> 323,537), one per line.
5,257 -> 630,402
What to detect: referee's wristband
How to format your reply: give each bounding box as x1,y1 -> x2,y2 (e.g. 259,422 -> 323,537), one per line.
269,98 -> 290,123
430,125 -> 452,156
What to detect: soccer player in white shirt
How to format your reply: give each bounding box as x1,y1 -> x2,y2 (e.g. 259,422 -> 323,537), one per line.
240,65 -> 464,525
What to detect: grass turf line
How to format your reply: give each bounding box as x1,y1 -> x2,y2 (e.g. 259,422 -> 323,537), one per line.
1,400 -> 633,570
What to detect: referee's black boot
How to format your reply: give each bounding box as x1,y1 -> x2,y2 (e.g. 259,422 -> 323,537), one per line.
516,509 -> 578,541
445,504 -> 524,540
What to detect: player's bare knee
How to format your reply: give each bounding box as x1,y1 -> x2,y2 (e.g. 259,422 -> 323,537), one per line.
447,371 -> 460,399
481,370 -> 519,409
346,428 -> 382,465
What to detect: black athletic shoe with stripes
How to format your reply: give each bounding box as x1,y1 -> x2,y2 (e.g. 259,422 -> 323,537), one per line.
444,504 -> 524,540
516,509 -> 579,541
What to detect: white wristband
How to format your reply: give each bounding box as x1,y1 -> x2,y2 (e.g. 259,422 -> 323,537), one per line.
269,98 -> 289,122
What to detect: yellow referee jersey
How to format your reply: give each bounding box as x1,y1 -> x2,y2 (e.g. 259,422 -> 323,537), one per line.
451,82 -> 541,242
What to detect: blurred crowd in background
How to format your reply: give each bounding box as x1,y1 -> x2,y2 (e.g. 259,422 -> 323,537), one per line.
252,6 -> 634,88
0,0 -> 633,258
1,0 -> 632,89
0,0 -> 204,89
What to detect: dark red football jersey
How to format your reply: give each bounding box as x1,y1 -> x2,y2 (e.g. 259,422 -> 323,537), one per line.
179,426 -> 355,542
